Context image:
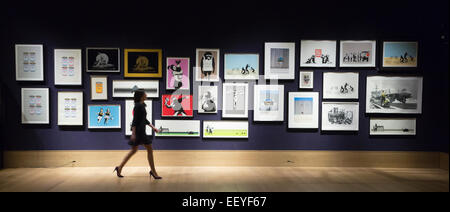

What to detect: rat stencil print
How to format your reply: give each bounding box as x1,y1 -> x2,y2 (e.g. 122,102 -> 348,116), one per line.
195,49 -> 220,81
162,94 -> 193,117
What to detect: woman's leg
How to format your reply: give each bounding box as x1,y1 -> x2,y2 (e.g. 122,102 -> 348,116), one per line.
144,144 -> 159,176
118,145 -> 139,172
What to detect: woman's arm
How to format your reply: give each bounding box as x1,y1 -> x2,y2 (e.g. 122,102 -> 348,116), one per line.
130,126 -> 136,141
148,123 -> 160,133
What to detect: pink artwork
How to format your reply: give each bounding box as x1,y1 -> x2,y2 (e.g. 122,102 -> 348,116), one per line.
166,57 -> 190,90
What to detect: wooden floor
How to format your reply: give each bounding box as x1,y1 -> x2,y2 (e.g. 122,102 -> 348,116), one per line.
0,167 -> 448,192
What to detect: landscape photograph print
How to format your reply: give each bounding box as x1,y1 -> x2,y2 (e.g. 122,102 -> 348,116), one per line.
382,41 -> 418,68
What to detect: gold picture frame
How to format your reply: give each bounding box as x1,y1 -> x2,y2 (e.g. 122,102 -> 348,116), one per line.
124,49 -> 162,78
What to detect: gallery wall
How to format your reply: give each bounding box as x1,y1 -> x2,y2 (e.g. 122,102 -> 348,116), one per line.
1,1 -> 448,152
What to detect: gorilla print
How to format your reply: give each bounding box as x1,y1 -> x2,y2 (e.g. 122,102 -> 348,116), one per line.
195,48 -> 220,82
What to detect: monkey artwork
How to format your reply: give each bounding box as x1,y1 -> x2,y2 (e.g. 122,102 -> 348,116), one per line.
200,52 -> 215,79
167,60 -> 184,90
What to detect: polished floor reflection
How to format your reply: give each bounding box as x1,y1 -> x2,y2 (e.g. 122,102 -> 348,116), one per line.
0,167 -> 448,192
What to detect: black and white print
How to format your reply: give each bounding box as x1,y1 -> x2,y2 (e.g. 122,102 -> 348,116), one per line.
222,83 -> 248,118
323,72 -> 359,99
300,40 -> 336,67
339,40 -> 376,67
366,76 -> 423,114
112,80 -> 159,98
321,102 -> 359,131
86,48 -> 120,72
198,86 -> 218,114
370,118 -> 416,135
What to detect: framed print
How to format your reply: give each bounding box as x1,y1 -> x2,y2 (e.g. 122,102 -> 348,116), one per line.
222,83 -> 249,118
15,44 -> 44,81
339,40 -> 376,67
366,76 -> 423,114
88,104 -> 121,129
166,57 -> 190,90
288,92 -> 319,129
162,94 -> 193,117
370,118 -> 416,136
299,71 -> 314,89
321,102 -> 359,131
264,42 -> 295,80
112,80 -> 159,98
224,53 -> 259,80
125,100 -> 152,136
21,88 -> 49,124
57,91 -> 83,126
124,49 -> 162,78
86,47 -> 120,72
54,49 -> 82,85
382,41 -> 418,68
195,48 -> 220,82
254,85 -> 284,121
323,72 -> 359,99
155,120 -> 200,137
90,75 -> 108,100
300,40 -> 337,67
198,86 -> 218,114
203,121 -> 249,138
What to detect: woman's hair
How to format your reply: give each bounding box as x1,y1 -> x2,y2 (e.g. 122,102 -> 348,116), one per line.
134,89 -> 145,103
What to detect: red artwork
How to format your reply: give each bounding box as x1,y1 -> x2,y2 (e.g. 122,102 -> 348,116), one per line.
315,49 -> 322,57
162,94 -> 193,117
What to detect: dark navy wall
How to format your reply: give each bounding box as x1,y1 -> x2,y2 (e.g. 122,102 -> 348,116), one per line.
1,1 -> 448,152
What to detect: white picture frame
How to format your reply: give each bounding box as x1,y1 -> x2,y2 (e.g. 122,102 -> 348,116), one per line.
54,49 -> 82,85
155,120 -> 200,137
198,85 -> 218,114
254,84 -> 284,122
339,40 -> 377,67
15,44 -> 44,81
299,71 -> 314,89
125,100 -> 152,136
195,48 -> 220,82
112,80 -> 159,98
90,75 -> 108,100
288,92 -> 319,129
323,72 -> 359,99
57,91 -> 83,126
21,88 -> 49,124
366,76 -> 423,114
203,121 -> 249,138
300,40 -> 337,68
370,118 -> 416,136
321,102 -> 359,131
222,83 -> 249,118
264,42 -> 295,80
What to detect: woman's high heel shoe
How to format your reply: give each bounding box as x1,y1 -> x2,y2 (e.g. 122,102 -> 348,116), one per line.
113,166 -> 124,178
149,171 -> 162,180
